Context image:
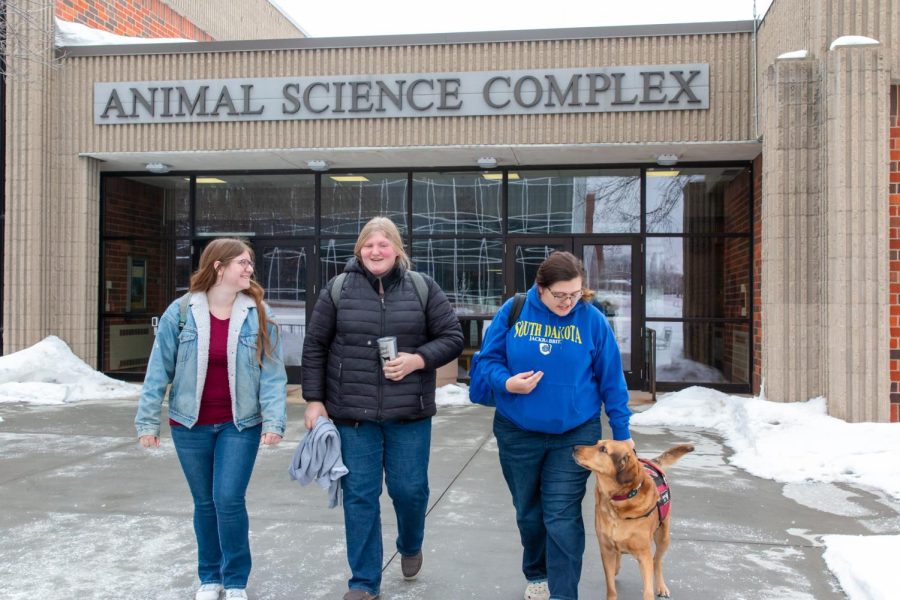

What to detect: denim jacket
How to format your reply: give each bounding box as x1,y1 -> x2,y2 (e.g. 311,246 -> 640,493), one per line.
135,291 -> 287,438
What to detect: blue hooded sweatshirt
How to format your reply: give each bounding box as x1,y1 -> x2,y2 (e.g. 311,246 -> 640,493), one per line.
476,284 -> 631,437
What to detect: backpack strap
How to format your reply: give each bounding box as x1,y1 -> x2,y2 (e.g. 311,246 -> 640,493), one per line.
406,270 -> 429,310
330,272 -> 348,309
177,292 -> 192,331
330,270 -> 428,310
507,293 -> 526,328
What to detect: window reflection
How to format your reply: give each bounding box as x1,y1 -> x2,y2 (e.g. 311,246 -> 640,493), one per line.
104,176 -> 188,237
319,239 -> 356,288
175,239 -> 191,292
582,244 -> 632,371
646,237 -> 749,319
509,170 -> 639,233
195,174 -> 315,236
412,239 -> 503,315
257,245 -> 308,369
650,321 -> 749,384
321,174 -> 407,235
412,172 -> 502,234
646,167 -> 751,234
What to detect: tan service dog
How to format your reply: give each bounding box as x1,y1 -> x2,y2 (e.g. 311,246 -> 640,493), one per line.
573,440 -> 694,600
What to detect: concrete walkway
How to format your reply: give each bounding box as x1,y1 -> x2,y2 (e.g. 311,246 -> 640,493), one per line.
1,396 -> 894,599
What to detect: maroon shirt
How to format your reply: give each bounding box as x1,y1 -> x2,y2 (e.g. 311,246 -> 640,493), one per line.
171,313 -> 233,427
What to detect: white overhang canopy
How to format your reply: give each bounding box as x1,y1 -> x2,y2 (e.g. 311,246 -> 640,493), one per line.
81,141 -> 761,172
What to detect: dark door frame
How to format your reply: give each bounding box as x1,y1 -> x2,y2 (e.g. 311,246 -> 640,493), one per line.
504,235 -> 644,389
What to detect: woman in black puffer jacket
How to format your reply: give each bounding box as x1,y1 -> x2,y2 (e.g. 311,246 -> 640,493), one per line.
301,217 -> 463,600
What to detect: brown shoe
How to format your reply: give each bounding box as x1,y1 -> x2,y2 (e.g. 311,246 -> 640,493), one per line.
342,590 -> 378,600
401,551 -> 423,580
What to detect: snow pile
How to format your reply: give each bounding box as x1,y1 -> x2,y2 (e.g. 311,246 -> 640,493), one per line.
822,535 -> 900,600
55,18 -> 195,47
632,387 -> 900,500
435,383 -> 472,406
0,336 -> 140,404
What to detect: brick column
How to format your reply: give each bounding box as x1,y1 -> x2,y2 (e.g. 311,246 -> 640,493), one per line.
3,1 -> 54,352
823,45 -> 890,422
761,58 -> 824,403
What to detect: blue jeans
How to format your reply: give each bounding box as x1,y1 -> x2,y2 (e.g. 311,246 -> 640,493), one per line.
493,413 -> 602,600
336,418 -> 432,595
171,422 -> 261,589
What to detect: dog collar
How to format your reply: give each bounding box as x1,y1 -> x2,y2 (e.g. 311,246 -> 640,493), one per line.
611,480 -> 643,501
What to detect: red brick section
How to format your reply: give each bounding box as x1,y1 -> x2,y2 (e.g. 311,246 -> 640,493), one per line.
891,86 -> 900,422
723,168 -> 752,385
56,0 -> 213,41
103,178 -> 170,371
752,155 -> 762,396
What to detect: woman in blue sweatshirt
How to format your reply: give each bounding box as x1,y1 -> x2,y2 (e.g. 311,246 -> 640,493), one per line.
475,251 -> 632,600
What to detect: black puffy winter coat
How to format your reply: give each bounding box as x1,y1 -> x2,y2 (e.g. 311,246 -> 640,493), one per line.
301,258 -> 464,422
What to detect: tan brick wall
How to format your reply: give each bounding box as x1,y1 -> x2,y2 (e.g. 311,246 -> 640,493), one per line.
761,58 -> 824,404
758,0 -> 900,86
162,0 -> 304,40
4,2 -> 55,353
60,31 -> 754,155
822,46 -> 890,423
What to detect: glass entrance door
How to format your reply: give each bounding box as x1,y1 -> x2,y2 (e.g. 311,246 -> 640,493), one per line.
576,240 -> 640,387
254,241 -> 313,382
507,237 -> 642,388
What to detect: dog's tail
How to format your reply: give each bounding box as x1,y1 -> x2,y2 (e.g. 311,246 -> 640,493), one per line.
651,443 -> 695,468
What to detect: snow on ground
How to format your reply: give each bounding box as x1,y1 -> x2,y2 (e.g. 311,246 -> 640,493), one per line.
435,383 -> 472,406
3,342 -> 898,600
0,336 -> 140,404
632,386 -> 900,600
631,386 -> 900,501
822,535 -> 899,600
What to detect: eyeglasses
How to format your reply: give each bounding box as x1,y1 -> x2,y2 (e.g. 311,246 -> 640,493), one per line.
546,288 -> 583,302
234,259 -> 254,269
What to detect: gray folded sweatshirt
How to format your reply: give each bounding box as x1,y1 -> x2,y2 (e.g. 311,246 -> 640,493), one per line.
288,416 -> 349,508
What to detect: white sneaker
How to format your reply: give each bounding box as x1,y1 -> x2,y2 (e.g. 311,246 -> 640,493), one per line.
225,590 -> 248,600
195,583 -> 223,600
524,580 -> 550,600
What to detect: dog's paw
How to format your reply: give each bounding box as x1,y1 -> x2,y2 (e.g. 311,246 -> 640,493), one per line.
656,583 -> 671,597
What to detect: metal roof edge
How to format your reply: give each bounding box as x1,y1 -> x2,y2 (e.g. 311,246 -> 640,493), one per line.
59,20 -> 755,57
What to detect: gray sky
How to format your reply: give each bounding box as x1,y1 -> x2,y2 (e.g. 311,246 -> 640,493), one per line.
272,0 -> 775,37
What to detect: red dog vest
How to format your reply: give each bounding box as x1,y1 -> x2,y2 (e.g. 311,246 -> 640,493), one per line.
640,459 -> 671,521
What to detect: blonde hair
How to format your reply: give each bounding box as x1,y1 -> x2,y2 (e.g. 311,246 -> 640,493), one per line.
189,238 -> 276,365
354,216 -> 411,271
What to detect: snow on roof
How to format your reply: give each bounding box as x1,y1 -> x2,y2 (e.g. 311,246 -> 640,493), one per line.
55,18 -> 196,47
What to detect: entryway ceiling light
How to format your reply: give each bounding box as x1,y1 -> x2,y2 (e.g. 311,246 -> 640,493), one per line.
145,162 -> 172,174
307,159 -> 330,172
330,175 -> 369,182
476,156 -> 498,169
656,153 -> 679,167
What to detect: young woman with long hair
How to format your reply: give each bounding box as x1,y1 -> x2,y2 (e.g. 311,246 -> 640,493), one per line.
135,238 -> 287,600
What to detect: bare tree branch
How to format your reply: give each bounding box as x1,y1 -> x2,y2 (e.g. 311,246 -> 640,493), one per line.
1,0 -> 60,80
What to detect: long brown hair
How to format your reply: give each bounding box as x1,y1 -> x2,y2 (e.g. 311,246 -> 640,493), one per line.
354,216 -> 412,271
189,238 -> 276,365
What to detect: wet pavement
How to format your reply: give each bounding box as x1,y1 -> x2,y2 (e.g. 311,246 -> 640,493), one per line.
1,395 -> 896,599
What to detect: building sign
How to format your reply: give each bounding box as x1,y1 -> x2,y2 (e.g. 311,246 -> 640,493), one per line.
94,64 -> 708,124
